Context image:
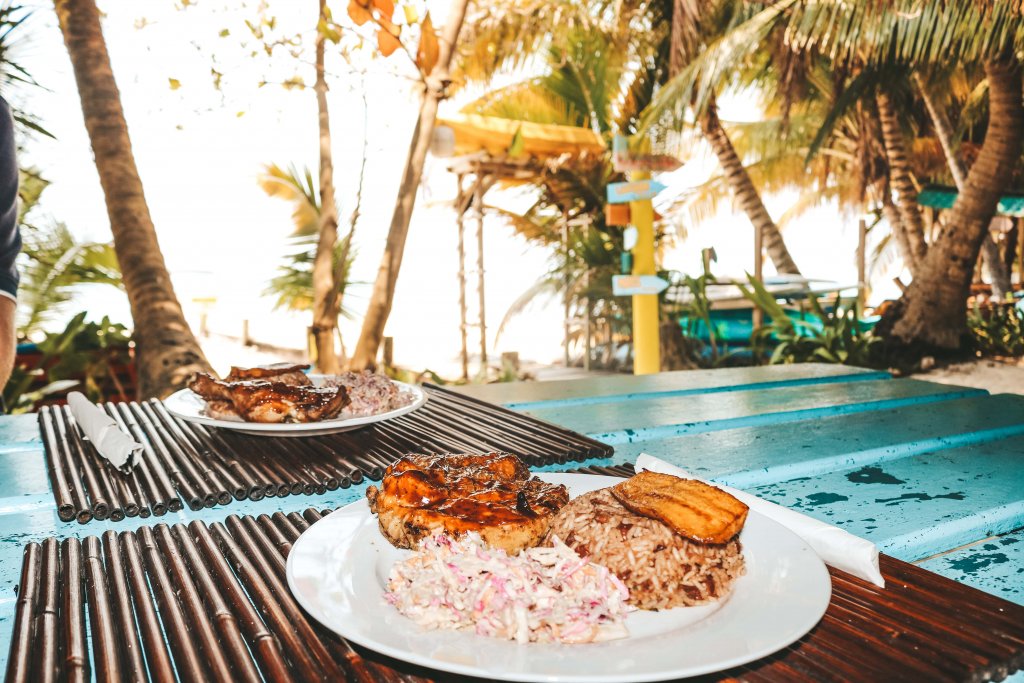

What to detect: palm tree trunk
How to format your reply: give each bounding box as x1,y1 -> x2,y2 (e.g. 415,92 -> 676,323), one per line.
311,0 -> 341,373
914,73 -> 968,189
876,91 -> 929,267
883,59 -> 1024,351
915,73 -> 1011,298
348,0 -> 471,370
879,183 -> 916,271
55,0 -> 211,398
699,102 -> 802,275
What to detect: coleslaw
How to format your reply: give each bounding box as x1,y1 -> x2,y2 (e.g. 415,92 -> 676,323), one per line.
384,533 -> 633,644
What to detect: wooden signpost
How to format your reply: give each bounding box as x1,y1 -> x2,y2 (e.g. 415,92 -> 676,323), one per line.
607,134 -> 679,376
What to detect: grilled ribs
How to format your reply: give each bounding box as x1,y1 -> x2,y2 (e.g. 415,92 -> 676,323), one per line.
225,362 -> 312,386
365,452 -> 569,554
187,372 -> 349,423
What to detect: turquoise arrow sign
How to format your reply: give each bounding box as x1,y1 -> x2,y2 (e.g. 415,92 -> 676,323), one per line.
606,179 -> 667,204
612,274 -> 670,296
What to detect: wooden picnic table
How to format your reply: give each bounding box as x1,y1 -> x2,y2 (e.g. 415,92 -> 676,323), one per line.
0,362 -> 1022,681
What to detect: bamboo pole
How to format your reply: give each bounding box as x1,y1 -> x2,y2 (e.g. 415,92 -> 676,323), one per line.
207,521 -> 336,679
119,532 -> 176,683
99,531 -> 147,683
137,525 -> 213,682
60,538 -> 90,683
39,408 -> 77,522
33,538 -> 60,683
82,536 -> 122,682
183,523 -> 293,683
153,524 -> 254,681
5,543 -> 40,683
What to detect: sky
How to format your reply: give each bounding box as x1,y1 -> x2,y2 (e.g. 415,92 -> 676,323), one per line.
10,1 -> 899,378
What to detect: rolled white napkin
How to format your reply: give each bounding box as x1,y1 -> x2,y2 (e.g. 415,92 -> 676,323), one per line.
635,453 -> 885,588
67,392 -> 142,473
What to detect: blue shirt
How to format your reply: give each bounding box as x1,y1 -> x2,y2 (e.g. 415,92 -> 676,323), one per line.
0,98 -> 18,302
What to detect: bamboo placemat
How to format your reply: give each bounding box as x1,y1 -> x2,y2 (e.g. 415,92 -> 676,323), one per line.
38,385 -> 613,524
7,467 -> 1023,682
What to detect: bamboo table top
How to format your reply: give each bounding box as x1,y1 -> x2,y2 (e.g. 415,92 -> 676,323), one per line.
0,363 -> 1022,681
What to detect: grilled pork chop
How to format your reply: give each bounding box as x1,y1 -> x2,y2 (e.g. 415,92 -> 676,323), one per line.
187,372 -> 349,423
225,363 -> 312,386
365,453 -> 569,554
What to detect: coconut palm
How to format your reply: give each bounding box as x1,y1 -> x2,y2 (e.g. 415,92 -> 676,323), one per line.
647,0 -> 1024,355
257,162 -> 357,328
460,0 -> 803,275
54,0 -> 211,397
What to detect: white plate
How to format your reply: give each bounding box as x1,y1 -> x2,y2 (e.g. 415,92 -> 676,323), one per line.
287,473 -> 832,682
163,376 -> 426,437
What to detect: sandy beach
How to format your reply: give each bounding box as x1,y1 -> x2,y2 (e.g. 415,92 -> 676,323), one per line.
921,358 -> 1024,396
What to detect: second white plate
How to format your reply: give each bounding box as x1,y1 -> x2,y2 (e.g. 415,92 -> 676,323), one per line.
163,376 -> 426,437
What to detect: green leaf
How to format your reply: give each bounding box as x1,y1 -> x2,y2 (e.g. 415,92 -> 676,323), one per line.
508,124 -> 526,157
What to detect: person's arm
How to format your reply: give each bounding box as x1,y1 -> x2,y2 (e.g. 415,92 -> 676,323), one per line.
0,295 -> 14,390
0,97 -> 19,395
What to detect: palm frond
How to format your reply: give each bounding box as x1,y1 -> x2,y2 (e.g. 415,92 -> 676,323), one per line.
494,275 -> 561,344
257,163 -> 320,236
263,233 -> 358,315
461,79 -> 583,126
18,222 -> 120,336
454,0 -> 602,86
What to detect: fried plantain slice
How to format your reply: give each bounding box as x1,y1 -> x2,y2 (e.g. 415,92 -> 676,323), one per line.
610,471 -> 749,544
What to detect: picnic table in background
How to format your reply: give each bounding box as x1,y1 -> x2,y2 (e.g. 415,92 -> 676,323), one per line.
0,362 -> 1021,681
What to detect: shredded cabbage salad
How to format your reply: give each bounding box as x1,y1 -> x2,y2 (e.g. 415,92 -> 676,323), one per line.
384,533 -> 632,644
321,371 -> 413,417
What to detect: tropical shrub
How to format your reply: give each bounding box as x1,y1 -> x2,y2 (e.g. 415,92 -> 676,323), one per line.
5,312 -> 134,413
739,276 -> 880,367
967,301 -> 1024,357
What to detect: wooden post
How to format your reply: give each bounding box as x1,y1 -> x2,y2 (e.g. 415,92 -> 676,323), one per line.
583,220 -> 592,372
562,210 -> 571,367
1018,218 -> 1024,288
500,351 -> 519,379
382,337 -> 393,369
455,174 -> 469,381
857,218 -> 867,310
242,320 -> 252,347
629,171 -> 659,375
475,175 -> 487,371
752,223 -> 764,331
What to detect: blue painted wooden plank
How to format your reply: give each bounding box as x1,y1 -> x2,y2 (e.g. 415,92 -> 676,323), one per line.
918,529 -> 1024,606
611,394 -> 1024,487
0,449 -> 51,499
744,436 -> 1024,562
524,379 -> 983,444
454,363 -> 889,406
0,414 -> 43,454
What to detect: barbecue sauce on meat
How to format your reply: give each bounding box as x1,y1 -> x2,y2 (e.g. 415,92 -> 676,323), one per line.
374,453 -> 569,532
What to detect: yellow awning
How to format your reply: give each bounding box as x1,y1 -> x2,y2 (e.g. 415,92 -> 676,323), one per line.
435,113 -> 605,160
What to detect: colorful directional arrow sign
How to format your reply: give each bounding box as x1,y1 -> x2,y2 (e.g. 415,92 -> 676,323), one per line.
612,274 -> 670,296
606,179 -> 667,204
